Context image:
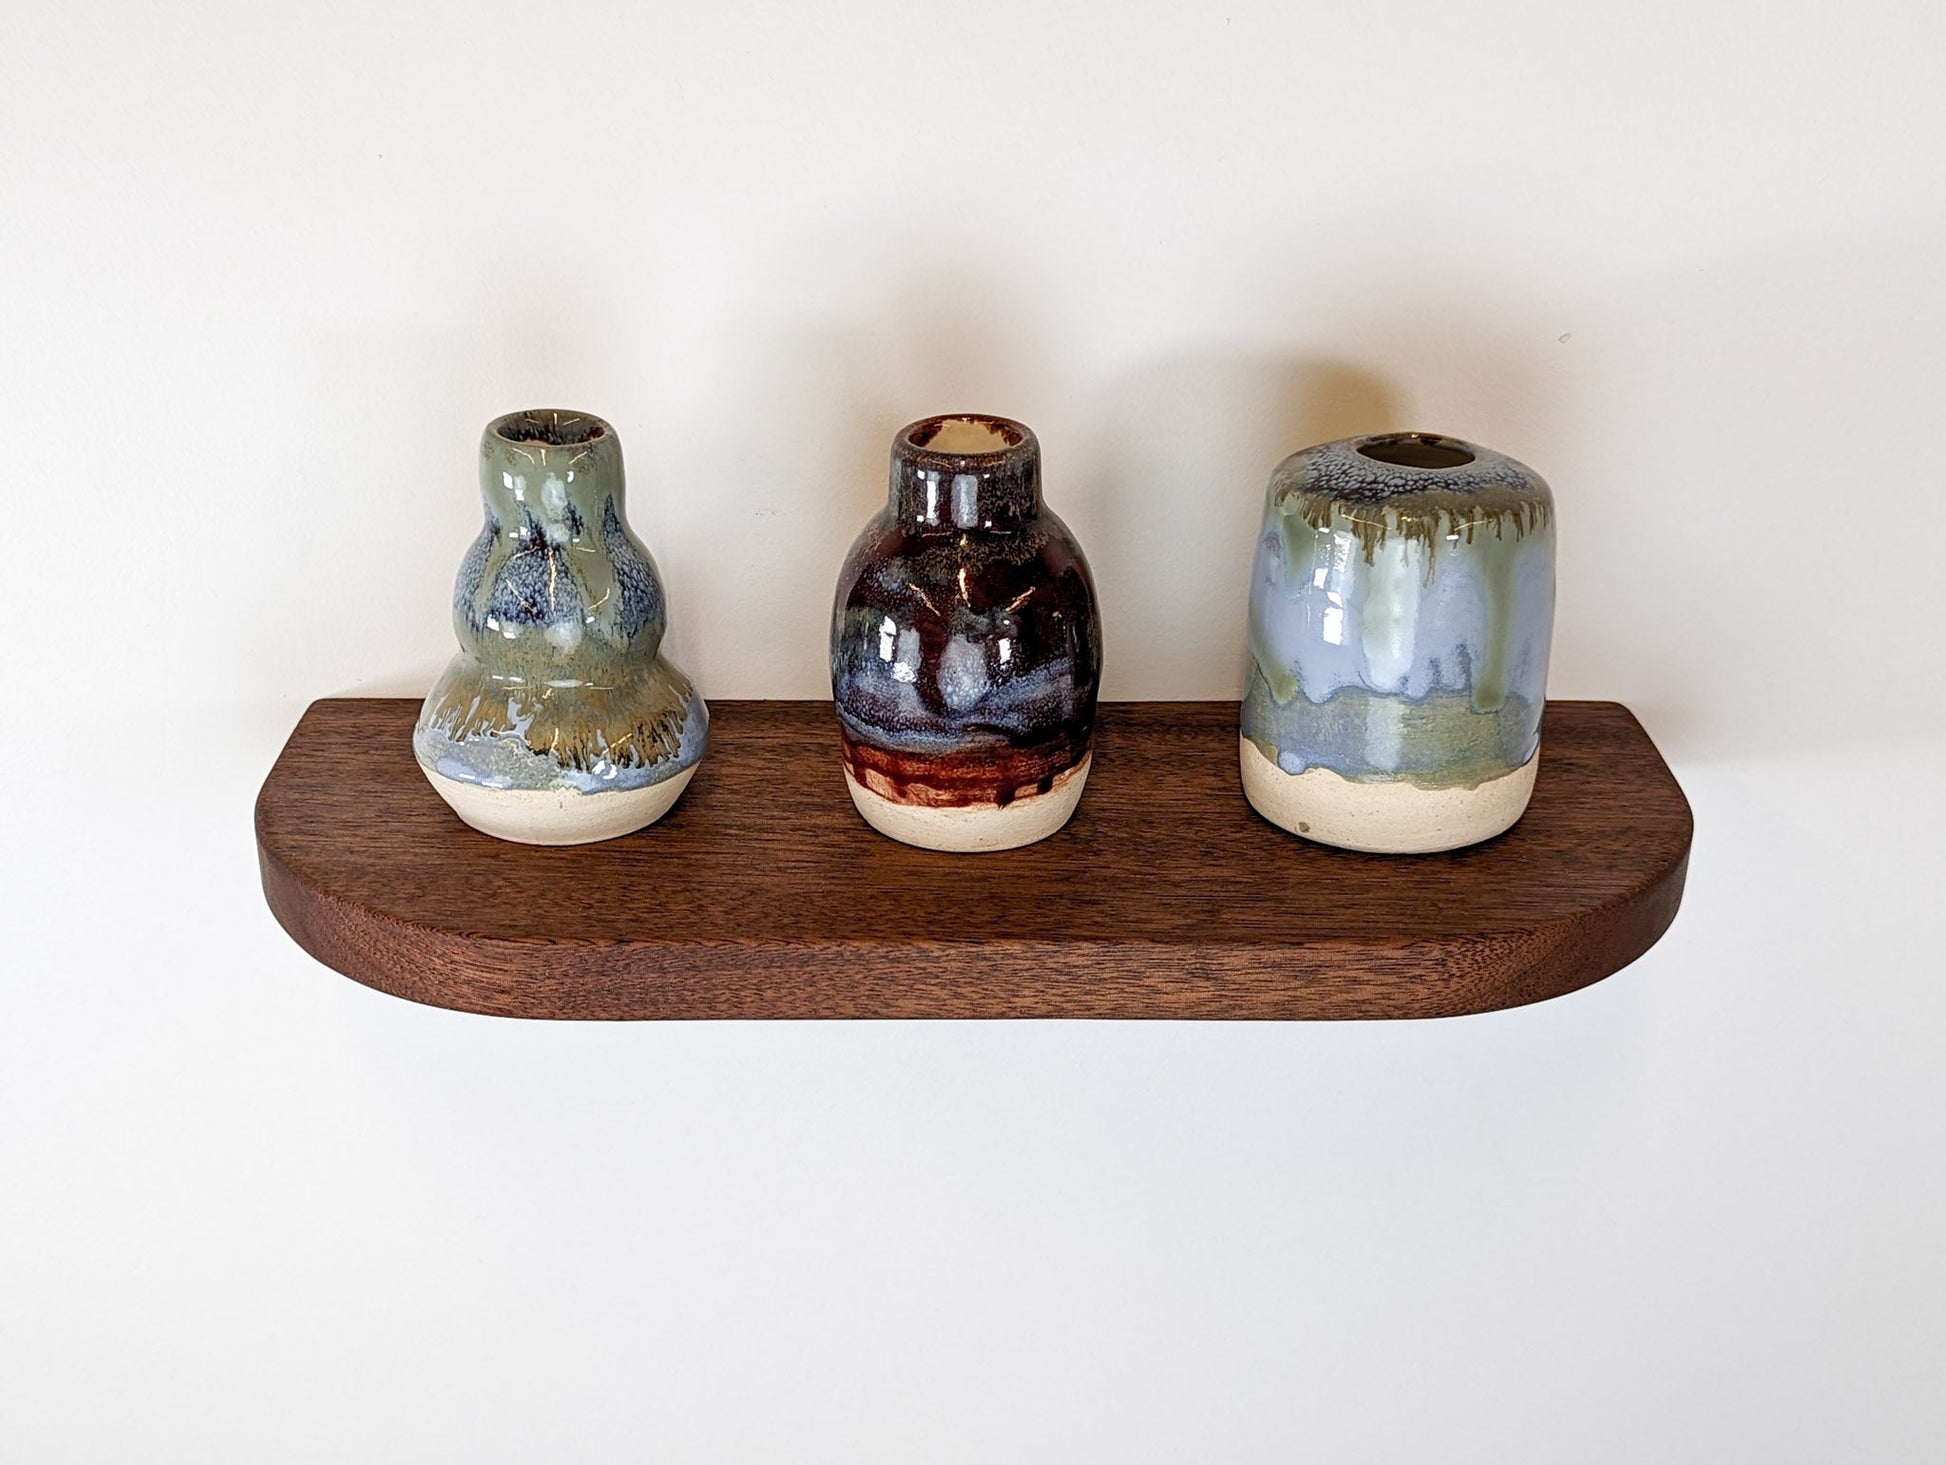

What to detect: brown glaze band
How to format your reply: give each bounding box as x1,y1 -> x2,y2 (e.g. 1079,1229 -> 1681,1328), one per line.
840,729 -> 1088,808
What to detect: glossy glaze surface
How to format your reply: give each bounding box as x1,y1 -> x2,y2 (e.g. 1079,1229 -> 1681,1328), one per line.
413,410 -> 706,818
1243,432 -> 1554,790
831,415 -> 1101,814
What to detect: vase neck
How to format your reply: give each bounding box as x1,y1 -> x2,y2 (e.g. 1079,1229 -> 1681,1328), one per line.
478,408 -> 624,540
888,414 -> 1042,532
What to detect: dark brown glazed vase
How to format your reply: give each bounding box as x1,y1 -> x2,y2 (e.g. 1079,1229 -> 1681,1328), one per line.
830,414 -> 1102,851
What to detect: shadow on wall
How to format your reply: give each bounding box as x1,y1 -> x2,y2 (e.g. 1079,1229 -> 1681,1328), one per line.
235,262 -> 639,752
662,233 -> 1076,699
1506,227 -> 1946,765
242,214 -> 1946,767
654,320 -> 896,701
676,210 -> 1419,706
1079,356 -> 1400,701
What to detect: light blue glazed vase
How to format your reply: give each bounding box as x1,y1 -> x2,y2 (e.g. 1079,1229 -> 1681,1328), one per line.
413,409 -> 708,844
1240,432 -> 1554,853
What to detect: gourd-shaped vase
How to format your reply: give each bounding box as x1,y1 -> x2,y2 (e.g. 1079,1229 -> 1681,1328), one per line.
1241,432 -> 1554,853
414,409 -> 708,844
831,414 -> 1102,853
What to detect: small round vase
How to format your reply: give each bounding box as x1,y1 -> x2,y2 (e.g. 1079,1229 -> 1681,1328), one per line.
831,414 -> 1102,853
1241,432 -> 1555,853
413,409 -> 708,844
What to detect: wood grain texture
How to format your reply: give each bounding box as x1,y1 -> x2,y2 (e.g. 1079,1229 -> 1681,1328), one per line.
255,700 -> 1692,1021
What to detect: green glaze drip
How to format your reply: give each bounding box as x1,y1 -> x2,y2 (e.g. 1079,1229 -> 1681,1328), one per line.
1469,521 -> 1518,714
1242,729 -> 1281,766
1264,486 -> 1547,715
1247,602 -> 1300,705
419,661 -> 697,776
1271,481 -> 1550,579
1241,664 -> 1535,790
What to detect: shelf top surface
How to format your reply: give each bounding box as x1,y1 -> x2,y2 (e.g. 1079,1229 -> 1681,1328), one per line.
256,699 -> 1692,1020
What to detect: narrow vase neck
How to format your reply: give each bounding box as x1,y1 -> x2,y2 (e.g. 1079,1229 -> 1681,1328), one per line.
479,408 -> 625,537
888,414 -> 1042,532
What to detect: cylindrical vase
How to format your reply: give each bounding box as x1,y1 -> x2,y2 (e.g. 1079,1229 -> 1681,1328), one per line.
1241,432 -> 1554,853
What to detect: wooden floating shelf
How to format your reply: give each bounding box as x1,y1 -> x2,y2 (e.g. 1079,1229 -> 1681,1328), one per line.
255,699 -> 1691,1021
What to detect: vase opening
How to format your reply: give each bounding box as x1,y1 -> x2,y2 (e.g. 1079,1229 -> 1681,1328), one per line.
494,410 -> 607,448
907,416 -> 1023,456
1356,434 -> 1475,470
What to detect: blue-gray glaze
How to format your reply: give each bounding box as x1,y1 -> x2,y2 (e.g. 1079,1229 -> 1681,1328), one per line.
1242,433 -> 1555,789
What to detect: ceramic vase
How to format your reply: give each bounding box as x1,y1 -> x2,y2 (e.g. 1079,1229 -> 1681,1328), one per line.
413,409 -> 707,844
1241,432 -> 1554,853
831,414 -> 1102,852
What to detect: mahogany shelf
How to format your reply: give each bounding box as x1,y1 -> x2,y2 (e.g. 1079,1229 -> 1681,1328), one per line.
255,699 -> 1691,1021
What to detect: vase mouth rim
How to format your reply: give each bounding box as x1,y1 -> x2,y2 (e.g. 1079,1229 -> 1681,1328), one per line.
488,409 -> 614,450
1272,433 -> 1551,511
1353,433 -> 1477,471
896,414 -> 1036,463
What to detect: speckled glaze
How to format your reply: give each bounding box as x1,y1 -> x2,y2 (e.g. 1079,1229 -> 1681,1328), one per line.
831,415 -> 1101,852
1241,432 -> 1554,853
413,409 -> 707,844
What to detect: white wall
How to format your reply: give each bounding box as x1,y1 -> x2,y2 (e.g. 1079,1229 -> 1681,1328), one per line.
5,1 -> 1942,1459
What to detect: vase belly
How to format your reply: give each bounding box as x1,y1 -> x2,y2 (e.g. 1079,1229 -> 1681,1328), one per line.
830,414 -> 1101,853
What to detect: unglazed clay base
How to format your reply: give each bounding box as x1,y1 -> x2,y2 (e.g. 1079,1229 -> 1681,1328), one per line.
844,755 -> 1091,853
1239,736 -> 1537,854
422,764 -> 698,846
